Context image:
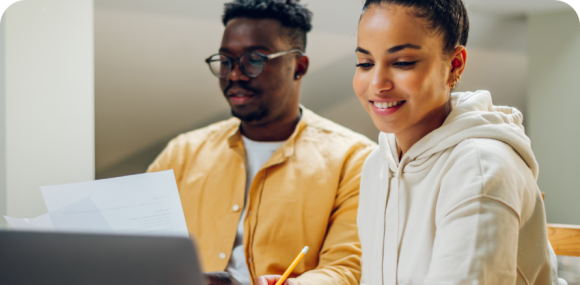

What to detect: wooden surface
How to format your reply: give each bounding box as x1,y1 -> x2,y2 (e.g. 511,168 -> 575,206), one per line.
548,224 -> 580,257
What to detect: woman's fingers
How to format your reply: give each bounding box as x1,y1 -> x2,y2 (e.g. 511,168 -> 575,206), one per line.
255,275 -> 291,285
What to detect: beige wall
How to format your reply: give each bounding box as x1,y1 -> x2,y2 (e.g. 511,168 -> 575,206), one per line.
94,1 -> 531,179
1,0 -> 94,219
528,9 -> 580,224
1,0 -> 574,225
94,0 -> 368,178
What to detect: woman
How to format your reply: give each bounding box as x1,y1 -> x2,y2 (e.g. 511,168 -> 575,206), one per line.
354,0 -> 557,284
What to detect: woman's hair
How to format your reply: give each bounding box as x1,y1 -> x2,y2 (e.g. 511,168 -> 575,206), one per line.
362,0 -> 469,54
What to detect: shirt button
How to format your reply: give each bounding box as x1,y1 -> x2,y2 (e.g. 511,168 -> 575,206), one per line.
232,205 -> 240,212
248,210 -> 252,215
220,253 -> 226,259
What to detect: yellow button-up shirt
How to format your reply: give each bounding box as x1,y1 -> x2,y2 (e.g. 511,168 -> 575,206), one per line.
147,107 -> 376,285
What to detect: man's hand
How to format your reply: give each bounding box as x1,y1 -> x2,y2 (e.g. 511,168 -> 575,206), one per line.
255,275 -> 297,285
204,271 -> 242,285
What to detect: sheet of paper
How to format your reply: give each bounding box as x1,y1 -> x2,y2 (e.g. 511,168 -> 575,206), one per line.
4,213 -> 54,231
5,197 -> 113,234
41,170 -> 188,237
49,197 -> 113,233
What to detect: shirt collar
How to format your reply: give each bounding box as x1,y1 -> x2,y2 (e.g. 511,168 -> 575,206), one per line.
227,106 -> 309,161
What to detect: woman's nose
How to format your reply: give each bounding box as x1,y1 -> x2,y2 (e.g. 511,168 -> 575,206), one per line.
371,65 -> 394,94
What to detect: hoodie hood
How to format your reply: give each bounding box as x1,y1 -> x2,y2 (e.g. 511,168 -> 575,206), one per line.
379,90 -> 539,179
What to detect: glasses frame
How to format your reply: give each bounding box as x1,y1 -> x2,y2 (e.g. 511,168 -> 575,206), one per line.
205,49 -> 305,79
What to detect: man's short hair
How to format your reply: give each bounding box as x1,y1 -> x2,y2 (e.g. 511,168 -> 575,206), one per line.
222,0 -> 313,51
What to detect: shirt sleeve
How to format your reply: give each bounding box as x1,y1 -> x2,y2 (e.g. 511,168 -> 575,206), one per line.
291,142 -> 375,285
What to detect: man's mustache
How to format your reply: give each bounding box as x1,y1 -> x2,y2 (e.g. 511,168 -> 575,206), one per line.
223,81 -> 261,96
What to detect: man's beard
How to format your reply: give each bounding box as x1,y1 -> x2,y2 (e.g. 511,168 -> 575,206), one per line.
224,82 -> 268,122
231,107 -> 269,122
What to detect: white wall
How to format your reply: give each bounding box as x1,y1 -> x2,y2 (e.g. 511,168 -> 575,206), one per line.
0,15 -> 6,226
528,9 -> 580,224
2,0 -> 94,219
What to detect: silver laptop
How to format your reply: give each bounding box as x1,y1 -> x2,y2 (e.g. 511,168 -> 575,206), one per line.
0,230 -> 206,285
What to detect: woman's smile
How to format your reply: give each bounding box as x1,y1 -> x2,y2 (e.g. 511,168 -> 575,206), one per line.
370,100 -> 406,116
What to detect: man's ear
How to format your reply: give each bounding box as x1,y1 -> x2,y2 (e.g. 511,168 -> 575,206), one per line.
448,46 -> 467,87
294,55 -> 309,80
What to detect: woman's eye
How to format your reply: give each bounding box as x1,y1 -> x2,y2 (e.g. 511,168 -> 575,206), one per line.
356,63 -> 374,70
393,61 -> 417,68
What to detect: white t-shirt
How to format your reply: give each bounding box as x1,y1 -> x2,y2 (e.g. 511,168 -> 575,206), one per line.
226,136 -> 285,285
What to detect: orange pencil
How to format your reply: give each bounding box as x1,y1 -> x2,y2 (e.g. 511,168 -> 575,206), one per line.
274,246 -> 309,285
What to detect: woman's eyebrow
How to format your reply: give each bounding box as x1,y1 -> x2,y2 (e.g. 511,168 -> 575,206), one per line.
355,47 -> 371,55
387,44 -> 421,54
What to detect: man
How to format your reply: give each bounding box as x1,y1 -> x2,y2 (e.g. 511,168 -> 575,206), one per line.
147,1 -> 376,284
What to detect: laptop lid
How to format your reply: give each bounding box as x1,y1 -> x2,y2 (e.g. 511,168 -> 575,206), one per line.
0,230 -> 206,285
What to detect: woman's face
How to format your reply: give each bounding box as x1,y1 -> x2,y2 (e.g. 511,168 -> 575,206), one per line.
354,4 -> 461,135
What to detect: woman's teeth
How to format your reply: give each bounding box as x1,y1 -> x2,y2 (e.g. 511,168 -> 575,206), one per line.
373,101 -> 404,109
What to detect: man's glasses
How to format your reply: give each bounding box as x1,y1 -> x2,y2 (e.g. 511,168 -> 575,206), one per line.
205,49 -> 304,79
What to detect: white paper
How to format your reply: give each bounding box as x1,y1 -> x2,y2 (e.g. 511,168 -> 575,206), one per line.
4,213 -> 54,231
5,197 -> 114,234
49,197 -> 113,233
40,170 -> 188,237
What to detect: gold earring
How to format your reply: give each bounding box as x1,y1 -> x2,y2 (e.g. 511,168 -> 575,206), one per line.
450,76 -> 460,89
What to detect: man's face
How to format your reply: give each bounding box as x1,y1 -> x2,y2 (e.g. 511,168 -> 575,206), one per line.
219,18 -> 298,125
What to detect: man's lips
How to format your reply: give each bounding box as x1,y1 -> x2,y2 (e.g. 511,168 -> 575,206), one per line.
227,89 -> 254,105
227,89 -> 252,96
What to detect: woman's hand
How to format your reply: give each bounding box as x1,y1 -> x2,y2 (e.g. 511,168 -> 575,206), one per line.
255,275 -> 297,285
204,271 -> 242,285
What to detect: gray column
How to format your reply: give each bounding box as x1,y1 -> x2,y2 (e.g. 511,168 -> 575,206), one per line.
528,9 -> 580,224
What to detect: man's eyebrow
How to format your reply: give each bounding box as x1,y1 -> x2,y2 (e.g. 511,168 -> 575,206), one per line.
387,44 -> 421,54
218,45 -> 272,54
355,47 -> 371,55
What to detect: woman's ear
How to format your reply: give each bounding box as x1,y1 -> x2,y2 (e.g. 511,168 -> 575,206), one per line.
294,55 -> 310,80
448,46 -> 467,88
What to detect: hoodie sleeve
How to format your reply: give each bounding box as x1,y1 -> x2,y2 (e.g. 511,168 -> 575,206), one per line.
427,196 -> 520,283
425,138 -> 552,284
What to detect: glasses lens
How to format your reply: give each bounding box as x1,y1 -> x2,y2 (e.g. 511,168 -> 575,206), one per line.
241,53 -> 266,77
208,55 -> 231,78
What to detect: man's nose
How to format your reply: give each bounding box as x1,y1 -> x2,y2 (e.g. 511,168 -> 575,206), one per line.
227,62 -> 251,82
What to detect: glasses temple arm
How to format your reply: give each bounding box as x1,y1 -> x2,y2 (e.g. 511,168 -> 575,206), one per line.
265,49 -> 305,60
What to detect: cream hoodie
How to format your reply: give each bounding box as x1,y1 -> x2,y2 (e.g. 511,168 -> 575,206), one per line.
358,90 -> 554,285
